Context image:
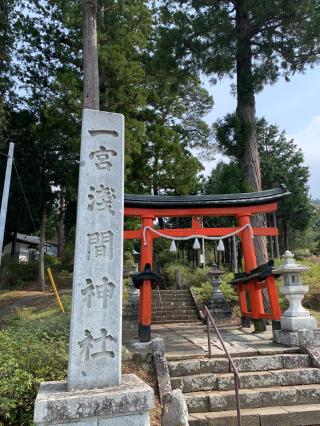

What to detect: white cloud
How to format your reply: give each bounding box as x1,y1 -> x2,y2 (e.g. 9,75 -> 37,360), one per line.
292,115 -> 320,199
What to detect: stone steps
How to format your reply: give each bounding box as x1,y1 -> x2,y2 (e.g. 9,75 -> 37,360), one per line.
153,290 -> 190,294
150,289 -> 199,323
153,316 -> 199,322
171,368 -> 320,392
152,319 -> 200,324
185,383 -> 320,413
153,297 -> 193,302
188,404 -> 320,426
168,349 -> 320,424
168,354 -> 310,377
153,307 -> 198,313
153,312 -> 199,318
152,302 -> 194,312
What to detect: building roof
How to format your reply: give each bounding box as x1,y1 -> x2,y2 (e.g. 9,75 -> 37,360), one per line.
15,234 -> 57,247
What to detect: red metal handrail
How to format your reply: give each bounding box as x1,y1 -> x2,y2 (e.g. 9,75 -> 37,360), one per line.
203,306 -> 241,426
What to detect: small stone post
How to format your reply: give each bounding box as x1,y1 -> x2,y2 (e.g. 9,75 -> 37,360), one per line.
273,250 -> 317,346
34,110 -> 154,425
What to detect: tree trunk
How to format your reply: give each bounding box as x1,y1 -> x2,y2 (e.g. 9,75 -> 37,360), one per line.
284,220 -> 289,251
11,231 -> 17,257
82,0 -> 99,110
39,206 -> 47,292
58,192 -> 65,258
235,2 -> 267,265
272,212 -> 280,258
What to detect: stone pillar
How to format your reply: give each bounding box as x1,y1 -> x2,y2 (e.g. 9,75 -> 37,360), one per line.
34,110 -> 154,425
273,251 -> 317,346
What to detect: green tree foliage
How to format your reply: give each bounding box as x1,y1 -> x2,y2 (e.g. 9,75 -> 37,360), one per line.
159,0 -> 320,191
129,71 -> 213,194
97,0 -> 214,194
257,119 -> 312,233
98,0 -> 152,172
0,0 -> 16,134
0,0 -> 82,238
207,116 -> 312,248
0,0 -> 213,261
311,205 -> 320,255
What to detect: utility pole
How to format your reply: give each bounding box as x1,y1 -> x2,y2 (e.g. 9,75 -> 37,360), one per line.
0,143 -> 14,266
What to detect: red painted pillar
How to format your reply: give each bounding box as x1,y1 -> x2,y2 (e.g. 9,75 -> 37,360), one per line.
238,214 -> 257,272
238,214 -> 266,331
139,216 -> 154,342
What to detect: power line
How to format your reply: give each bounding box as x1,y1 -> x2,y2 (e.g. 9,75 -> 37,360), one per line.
13,161 -> 37,232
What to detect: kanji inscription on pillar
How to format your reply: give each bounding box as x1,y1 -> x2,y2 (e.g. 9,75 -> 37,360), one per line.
67,110 -> 124,390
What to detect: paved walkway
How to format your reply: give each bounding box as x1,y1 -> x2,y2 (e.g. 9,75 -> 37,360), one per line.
123,321 -> 298,359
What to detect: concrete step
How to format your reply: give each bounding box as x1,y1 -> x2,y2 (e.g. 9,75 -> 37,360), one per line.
185,383 -> 320,413
168,354 -> 310,377
152,290 -> 190,294
188,404 -> 320,426
153,290 -> 191,295
152,307 -> 197,315
152,319 -> 201,324
153,296 -> 193,302
152,314 -> 198,321
152,312 -> 199,319
153,317 -> 199,322
171,368 -> 320,393
152,302 -> 196,309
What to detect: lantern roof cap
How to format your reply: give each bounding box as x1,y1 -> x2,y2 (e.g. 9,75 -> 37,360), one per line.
273,251 -> 310,275
209,263 -> 224,276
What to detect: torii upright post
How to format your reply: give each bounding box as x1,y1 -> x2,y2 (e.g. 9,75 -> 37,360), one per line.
139,216 -> 154,342
0,143 -> 14,266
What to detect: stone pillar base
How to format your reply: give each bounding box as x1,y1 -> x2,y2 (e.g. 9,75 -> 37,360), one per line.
273,330 -> 300,346
34,374 -> 154,426
273,329 -> 320,347
280,315 -> 317,331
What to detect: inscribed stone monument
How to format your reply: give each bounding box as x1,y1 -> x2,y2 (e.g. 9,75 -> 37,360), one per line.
68,110 -> 124,390
34,110 -> 154,425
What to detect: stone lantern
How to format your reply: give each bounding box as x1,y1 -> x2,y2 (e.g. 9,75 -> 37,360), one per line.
209,264 -> 225,301
273,250 -> 317,346
207,264 -> 231,319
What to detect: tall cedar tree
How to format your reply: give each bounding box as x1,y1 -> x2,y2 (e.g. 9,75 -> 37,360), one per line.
0,0 -> 16,134
208,116 -> 312,252
160,0 -> 320,263
83,0 -> 99,109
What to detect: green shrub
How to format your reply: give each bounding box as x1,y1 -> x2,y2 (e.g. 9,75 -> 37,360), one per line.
187,267 -> 210,288
163,262 -> 191,287
192,281 -> 212,302
293,248 -> 311,260
220,272 -> 238,304
0,300 -> 70,425
0,257 -> 38,288
191,271 -> 238,305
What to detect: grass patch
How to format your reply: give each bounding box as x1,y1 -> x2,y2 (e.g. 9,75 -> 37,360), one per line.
0,296 -> 71,425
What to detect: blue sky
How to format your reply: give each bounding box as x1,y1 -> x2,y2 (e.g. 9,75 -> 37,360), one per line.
201,66 -> 320,199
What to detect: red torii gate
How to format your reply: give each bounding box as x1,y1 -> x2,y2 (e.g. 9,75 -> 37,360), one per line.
124,186 -> 290,342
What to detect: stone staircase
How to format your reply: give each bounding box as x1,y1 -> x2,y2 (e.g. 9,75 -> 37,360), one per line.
152,289 -> 199,323
168,351 -> 320,425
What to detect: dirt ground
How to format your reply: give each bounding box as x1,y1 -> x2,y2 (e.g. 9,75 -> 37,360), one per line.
0,289 -> 63,325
